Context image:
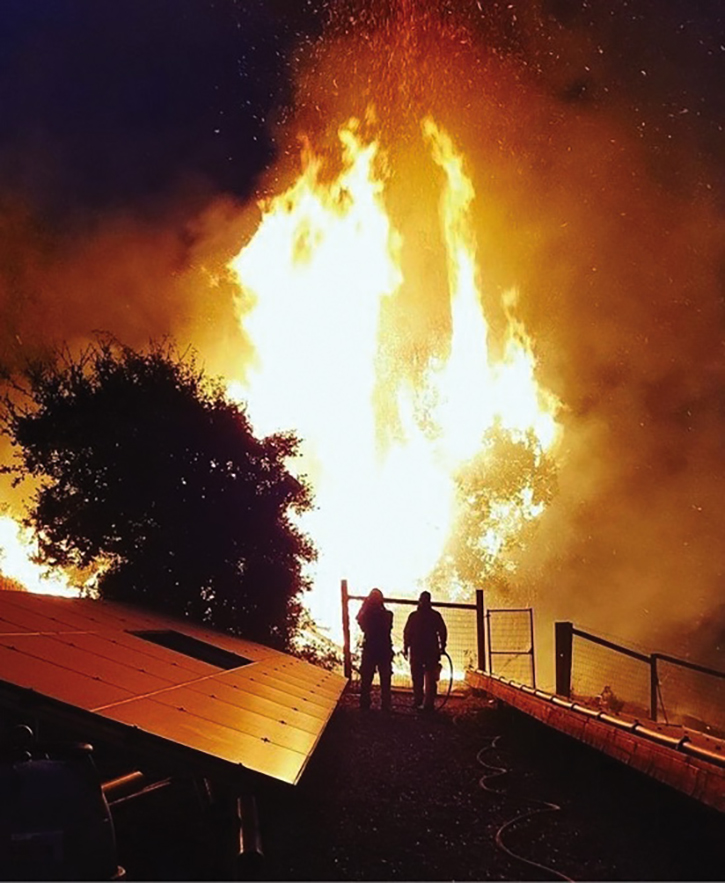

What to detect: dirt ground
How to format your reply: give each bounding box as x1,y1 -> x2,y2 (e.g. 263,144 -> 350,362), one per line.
110,685 -> 724,881
256,688 -> 724,882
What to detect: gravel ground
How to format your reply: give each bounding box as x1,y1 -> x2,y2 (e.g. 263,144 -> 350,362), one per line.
256,688 -> 724,882
108,685 -> 724,880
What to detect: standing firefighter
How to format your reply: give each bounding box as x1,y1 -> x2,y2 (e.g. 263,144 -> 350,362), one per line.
356,588 -> 394,711
404,591 -> 448,712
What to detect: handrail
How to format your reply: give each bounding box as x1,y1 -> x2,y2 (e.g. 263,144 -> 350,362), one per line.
558,622 -> 725,725
571,626 -> 650,663
653,653 -> 725,681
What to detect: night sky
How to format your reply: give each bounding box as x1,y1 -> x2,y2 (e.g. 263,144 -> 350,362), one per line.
1,0 -> 724,660
0,0 -> 307,216
0,1 -> 722,217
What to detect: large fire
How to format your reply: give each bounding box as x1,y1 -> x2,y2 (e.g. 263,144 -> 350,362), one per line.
0,112 -> 561,639
229,113 -> 561,635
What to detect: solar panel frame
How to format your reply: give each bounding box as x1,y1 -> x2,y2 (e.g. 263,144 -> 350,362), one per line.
0,590 -> 347,785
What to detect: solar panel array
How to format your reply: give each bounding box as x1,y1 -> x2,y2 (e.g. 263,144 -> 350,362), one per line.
0,589 -> 346,784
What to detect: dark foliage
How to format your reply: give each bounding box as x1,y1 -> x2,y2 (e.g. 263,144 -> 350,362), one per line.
0,338 -> 315,649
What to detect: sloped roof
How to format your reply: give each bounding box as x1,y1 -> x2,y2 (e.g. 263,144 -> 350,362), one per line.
0,589 -> 346,784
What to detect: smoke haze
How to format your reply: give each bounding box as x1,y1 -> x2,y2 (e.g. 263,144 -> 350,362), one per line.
1,0 -> 724,664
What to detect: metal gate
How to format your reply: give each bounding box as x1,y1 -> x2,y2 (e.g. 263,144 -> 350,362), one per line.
341,580 -> 485,691
486,607 -> 536,688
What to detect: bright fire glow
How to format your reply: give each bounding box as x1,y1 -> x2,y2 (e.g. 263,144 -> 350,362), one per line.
0,116 -> 561,633
0,515 -> 79,597
230,114 -> 561,636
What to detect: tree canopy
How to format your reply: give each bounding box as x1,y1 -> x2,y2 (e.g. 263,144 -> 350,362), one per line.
429,425 -> 557,595
0,339 -> 315,649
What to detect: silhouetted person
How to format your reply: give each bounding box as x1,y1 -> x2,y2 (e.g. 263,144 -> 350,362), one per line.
356,587 -> 393,711
404,591 -> 447,712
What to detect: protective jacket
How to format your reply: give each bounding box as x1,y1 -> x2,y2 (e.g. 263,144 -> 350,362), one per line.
404,606 -> 447,665
357,604 -> 393,661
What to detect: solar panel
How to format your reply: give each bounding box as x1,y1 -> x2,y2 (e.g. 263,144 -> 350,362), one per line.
0,589 -> 347,785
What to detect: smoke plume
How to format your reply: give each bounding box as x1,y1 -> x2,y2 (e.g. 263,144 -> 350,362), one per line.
1,0 -> 724,666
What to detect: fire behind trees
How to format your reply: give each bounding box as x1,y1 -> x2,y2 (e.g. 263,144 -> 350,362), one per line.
0,338 -> 316,650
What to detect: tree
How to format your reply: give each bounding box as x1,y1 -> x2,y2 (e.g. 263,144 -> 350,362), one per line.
0,338 -> 315,649
428,425 -> 557,595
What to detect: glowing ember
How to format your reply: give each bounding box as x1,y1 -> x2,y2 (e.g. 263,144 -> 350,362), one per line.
229,114 -> 561,636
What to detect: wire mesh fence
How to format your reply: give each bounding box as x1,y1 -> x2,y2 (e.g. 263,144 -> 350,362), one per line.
343,592 -> 479,692
655,656 -> 725,736
570,631 -> 652,718
558,623 -> 725,732
486,608 -> 535,687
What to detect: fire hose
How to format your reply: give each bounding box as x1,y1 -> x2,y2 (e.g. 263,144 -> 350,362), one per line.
476,734 -> 574,882
351,648 -> 454,710
436,650 -> 454,710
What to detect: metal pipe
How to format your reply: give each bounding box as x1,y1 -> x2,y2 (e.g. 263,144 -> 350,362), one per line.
653,652 -> 725,680
632,724 -> 690,751
571,626 -> 650,663
486,612 -> 493,675
528,609 -> 537,689
101,771 -> 146,801
680,740 -> 725,768
475,589 -> 486,673
102,773 -> 173,806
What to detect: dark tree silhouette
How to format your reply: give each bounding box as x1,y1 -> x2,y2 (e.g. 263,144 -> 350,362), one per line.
0,339 -> 315,649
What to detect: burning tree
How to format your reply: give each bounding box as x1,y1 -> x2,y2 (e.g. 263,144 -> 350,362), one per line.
229,115 -> 561,626
0,339 -> 315,649
430,426 -> 558,594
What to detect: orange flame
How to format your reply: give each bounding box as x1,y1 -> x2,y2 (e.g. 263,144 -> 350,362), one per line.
230,114 -> 562,635
0,515 -> 80,597
0,116 -> 561,634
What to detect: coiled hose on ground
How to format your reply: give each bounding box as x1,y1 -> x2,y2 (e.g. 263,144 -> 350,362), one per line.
476,733 -> 575,882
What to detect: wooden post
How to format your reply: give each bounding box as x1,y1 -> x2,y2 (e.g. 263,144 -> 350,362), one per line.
341,579 -> 352,680
650,654 -> 659,722
555,621 -> 573,698
475,589 -> 486,672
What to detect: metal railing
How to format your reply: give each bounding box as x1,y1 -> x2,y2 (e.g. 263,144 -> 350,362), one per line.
555,621 -> 725,733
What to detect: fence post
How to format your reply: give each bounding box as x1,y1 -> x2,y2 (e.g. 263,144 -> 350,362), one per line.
555,621 -> 573,698
529,609 -> 537,689
475,589 -> 486,672
486,611 -> 493,675
341,579 -> 352,680
650,654 -> 658,722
